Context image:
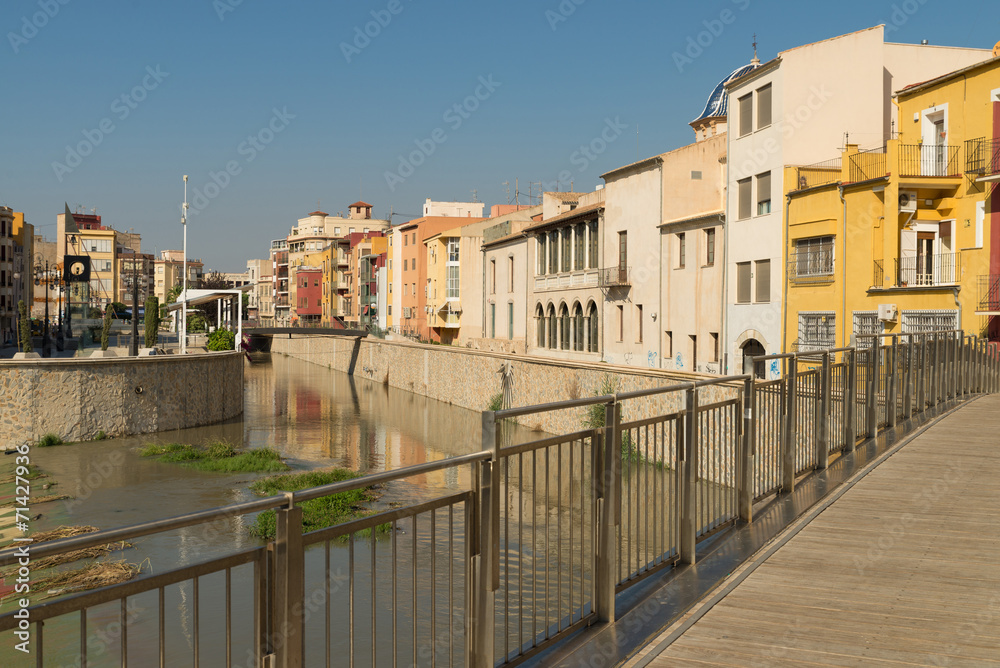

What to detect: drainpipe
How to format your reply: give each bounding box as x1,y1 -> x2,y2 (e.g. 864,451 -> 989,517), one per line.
658,162 -> 664,369
782,193 -> 792,354
721,154 -> 730,373
840,185 -> 847,346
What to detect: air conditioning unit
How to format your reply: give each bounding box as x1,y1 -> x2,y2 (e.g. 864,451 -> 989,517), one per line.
877,304 -> 898,322
898,190 -> 918,213
403,307 -> 412,319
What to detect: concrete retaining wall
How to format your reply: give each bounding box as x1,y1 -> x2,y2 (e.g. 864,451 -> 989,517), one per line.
270,335 -> 737,434
0,351 -> 245,449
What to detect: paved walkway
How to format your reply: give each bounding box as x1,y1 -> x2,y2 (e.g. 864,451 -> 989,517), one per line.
627,394 -> 1000,667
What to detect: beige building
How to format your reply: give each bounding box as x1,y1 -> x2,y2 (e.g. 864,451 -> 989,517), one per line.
0,207 -> 16,340
524,191 -> 606,362
599,132 -> 729,372
154,250 -> 204,305
56,209 -> 144,311
246,259 -> 272,324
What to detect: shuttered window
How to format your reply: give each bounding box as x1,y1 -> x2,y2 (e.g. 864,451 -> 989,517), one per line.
757,84 -> 772,129
736,262 -> 752,304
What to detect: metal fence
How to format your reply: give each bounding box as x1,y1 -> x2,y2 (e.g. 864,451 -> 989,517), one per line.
1,331 -> 997,667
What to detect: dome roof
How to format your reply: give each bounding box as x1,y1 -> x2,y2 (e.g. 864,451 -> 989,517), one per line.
691,62 -> 760,124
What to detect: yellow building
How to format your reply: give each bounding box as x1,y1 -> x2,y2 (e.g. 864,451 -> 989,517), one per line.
784,55 -> 998,352
424,228 -> 462,344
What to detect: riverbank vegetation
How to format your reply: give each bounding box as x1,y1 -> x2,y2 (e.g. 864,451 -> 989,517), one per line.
139,439 -> 289,473
247,469 -> 389,540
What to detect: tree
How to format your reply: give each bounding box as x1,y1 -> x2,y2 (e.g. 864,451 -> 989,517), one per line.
18,301 -> 31,352
200,271 -> 230,290
165,283 -> 182,304
101,309 -> 112,351
108,302 -> 129,319
144,295 -> 160,348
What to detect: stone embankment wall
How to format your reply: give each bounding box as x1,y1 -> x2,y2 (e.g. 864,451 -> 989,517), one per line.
270,335 -> 737,434
0,351 -> 244,449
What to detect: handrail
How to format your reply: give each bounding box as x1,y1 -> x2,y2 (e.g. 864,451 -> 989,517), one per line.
0,450 -> 492,567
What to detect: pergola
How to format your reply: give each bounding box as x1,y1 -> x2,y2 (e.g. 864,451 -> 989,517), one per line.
165,286 -> 252,352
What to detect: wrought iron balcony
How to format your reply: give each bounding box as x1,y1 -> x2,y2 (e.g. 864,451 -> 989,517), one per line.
598,266 -> 630,288
965,137 -> 1000,179
894,252 -> 961,287
787,249 -> 834,280
898,143 -> 961,178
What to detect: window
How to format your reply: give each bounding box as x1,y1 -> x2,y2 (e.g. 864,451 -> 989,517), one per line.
690,335 -> 698,371
737,178 -> 752,220
403,234 -> 407,246
666,331 -> 673,357
755,260 -> 770,302
691,170 -> 702,180
798,312 -> 836,351
508,303 -> 514,340
490,260 -> 496,294
588,220 -> 599,268
388,305 -> 392,315
756,84 -> 772,129
793,236 -> 834,277
738,94 -> 752,137
705,228 -> 716,266
678,233 -> 686,268
490,303 -> 496,338
561,228 -> 571,272
976,201 -> 985,248
537,236 -> 547,275
588,302 -> 599,352
560,305 -> 570,350
736,262 -> 752,303
574,224 -> 584,270
547,305 -> 557,348
85,238 -> 112,253
618,231 -> 627,269
446,265 -> 459,299
756,172 -> 771,215
900,309 -> 959,333
548,231 -> 559,274
350,228 -> 355,234
636,304 -> 643,343
711,332 -> 719,362
617,305 -> 624,342
508,257 -> 514,292
447,239 -> 459,263
536,304 -> 545,347
412,233 -> 416,244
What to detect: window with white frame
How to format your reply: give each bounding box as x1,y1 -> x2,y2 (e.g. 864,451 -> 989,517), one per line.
853,311 -> 879,348
756,172 -> 771,215
798,312 -> 836,351
901,309 -> 958,333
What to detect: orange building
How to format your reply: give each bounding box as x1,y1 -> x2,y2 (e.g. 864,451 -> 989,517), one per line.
396,216 -> 485,340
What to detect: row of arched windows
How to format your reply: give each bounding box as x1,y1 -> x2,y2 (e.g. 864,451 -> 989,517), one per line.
534,301 -> 599,353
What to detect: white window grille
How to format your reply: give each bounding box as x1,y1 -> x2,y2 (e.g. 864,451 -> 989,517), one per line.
901,309 -> 958,333
798,311 -> 836,351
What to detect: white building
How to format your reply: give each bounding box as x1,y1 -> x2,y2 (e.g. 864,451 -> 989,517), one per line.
422,198 -> 485,218
723,26 -> 988,376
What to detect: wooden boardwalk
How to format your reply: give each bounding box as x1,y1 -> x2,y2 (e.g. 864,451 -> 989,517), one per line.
628,395 -> 1000,667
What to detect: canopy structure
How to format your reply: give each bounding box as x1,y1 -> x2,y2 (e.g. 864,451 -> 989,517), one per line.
165,286 -> 252,351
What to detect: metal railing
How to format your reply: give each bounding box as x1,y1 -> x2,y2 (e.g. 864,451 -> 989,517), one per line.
790,157 -> 842,191
898,143 -> 962,177
597,266 -> 630,288
847,145 -> 887,182
895,252 -> 961,287
977,274 -> 1000,312
965,137 -> 1000,178
787,248 -> 834,280
1,331 -> 997,667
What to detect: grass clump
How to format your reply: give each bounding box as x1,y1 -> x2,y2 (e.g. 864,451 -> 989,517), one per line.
248,469 -> 389,540
581,374 -> 669,469
139,439 -> 289,473
37,433 -> 64,447
93,431 -> 107,441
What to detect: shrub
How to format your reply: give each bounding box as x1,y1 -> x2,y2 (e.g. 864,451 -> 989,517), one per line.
18,301 -> 31,353
93,431 -> 107,441
37,433 -> 63,447
101,310 -> 112,351
487,391 -> 504,412
207,328 -> 235,351
144,296 -> 160,348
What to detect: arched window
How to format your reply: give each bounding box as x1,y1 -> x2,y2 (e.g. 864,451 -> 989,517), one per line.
573,302 -> 584,351
559,304 -> 570,350
535,304 -> 545,348
588,302 -> 599,353
547,304 -> 557,349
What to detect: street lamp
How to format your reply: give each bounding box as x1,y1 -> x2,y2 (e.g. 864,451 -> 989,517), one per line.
33,255 -> 53,357
122,254 -> 146,356
181,175 -> 188,355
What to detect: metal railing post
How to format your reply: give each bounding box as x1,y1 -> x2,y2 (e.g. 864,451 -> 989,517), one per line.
680,385 -> 698,564
595,400 -> 619,623
949,332 -> 957,399
903,335 -> 914,420
916,334 -> 926,411
930,334 -> 940,407
866,340 -> 878,437
472,412 -> 499,668
816,351 -> 830,470
845,349 -> 857,452
782,359 -> 797,493
887,337 -> 898,428
274,500 -> 305,668
738,377 -> 755,522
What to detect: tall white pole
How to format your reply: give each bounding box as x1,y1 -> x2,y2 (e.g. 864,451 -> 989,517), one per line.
182,175 -> 188,355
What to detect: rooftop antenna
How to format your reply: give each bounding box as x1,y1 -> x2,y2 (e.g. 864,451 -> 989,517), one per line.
471,189 -> 478,202
502,181 -> 511,204
751,34 -> 760,65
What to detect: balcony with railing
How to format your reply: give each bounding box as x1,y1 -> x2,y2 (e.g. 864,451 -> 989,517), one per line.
965,137 -> 1000,181
898,143 -> 961,178
787,248 -> 834,282
847,145 -> 887,182
976,274 -> 1000,313
598,265 -> 630,288
790,157 -> 842,191
895,252 -> 960,287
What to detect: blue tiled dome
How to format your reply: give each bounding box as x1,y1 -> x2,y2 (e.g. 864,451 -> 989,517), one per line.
691,63 -> 760,123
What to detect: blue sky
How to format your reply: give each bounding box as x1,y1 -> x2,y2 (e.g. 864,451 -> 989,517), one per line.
2,0 -> 995,271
